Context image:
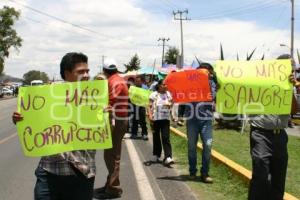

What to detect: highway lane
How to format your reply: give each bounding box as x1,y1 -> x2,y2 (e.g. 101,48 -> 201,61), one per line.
0,98 -> 198,200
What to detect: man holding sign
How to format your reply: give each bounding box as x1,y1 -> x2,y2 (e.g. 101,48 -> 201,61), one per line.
248,55 -> 298,200
94,58 -> 129,199
215,55 -> 297,199
130,76 -> 149,140
12,52 -> 97,200
182,63 -> 216,183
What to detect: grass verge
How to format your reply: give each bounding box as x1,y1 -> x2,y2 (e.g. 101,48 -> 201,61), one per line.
171,126 -> 300,199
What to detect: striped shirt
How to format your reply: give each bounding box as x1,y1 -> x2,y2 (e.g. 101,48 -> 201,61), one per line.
39,150 -> 96,178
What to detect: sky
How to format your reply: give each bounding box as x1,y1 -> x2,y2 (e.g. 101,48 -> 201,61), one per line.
1,0 -> 300,79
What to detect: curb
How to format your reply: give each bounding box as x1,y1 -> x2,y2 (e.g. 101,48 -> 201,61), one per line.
170,126 -> 299,200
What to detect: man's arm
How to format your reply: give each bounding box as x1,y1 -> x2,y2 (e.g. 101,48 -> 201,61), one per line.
147,100 -> 154,121
109,82 -> 125,106
289,74 -> 299,114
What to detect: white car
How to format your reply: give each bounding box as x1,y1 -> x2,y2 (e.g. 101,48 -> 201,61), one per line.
2,88 -> 13,96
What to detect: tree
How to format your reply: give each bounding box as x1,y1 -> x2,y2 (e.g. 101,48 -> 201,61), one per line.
23,70 -> 49,85
124,54 -> 140,72
0,6 -> 22,75
164,47 -> 179,64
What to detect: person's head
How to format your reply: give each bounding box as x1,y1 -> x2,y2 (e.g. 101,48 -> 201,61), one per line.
60,52 -> 89,82
127,77 -> 135,86
102,58 -> 118,78
135,76 -> 144,87
197,62 -> 214,74
155,80 -> 167,93
95,74 -> 106,80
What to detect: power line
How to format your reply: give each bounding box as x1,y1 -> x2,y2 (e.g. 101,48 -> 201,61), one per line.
158,37 -> 170,67
21,16 -> 100,42
7,0 -> 158,48
192,0 -> 284,20
7,0 -> 117,41
198,0 -> 278,17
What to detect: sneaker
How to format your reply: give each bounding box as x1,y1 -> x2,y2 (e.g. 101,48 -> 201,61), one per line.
189,174 -> 197,180
142,135 -> 148,141
94,191 -> 121,199
177,120 -> 184,126
150,155 -> 161,162
130,134 -> 137,139
201,175 -> 213,183
94,186 -> 106,195
164,157 -> 174,165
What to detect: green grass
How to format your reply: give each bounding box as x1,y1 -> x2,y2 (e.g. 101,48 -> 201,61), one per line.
171,125 -> 300,199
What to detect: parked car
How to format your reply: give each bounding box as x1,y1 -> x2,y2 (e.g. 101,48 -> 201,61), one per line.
2,88 -> 13,96
0,85 -> 3,98
31,80 -> 43,86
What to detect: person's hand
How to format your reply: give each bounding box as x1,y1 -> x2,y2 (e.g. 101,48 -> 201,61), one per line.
216,83 -> 221,91
12,112 -> 23,124
104,105 -> 113,113
148,114 -> 153,122
289,73 -> 300,88
289,73 -> 296,84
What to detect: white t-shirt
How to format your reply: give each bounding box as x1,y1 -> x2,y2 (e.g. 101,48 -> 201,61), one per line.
150,91 -> 173,121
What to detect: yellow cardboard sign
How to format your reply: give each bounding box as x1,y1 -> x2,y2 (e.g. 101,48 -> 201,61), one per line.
16,80 -> 112,157
129,86 -> 152,107
215,60 -> 293,114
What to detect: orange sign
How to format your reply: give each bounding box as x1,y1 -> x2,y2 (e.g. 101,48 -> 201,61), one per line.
164,69 -> 212,103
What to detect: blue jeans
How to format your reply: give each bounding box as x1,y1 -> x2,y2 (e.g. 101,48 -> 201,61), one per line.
34,167 -> 94,200
186,118 -> 213,176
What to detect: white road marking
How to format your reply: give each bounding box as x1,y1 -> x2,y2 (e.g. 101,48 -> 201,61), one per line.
0,133 -> 17,145
125,139 -> 157,200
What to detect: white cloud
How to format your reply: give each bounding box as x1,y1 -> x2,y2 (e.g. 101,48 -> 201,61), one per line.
0,0 -> 299,79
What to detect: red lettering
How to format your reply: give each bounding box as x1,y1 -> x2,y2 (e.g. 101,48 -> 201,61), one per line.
23,126 -> 34,152
20,95 -> 31,111
65,89 -> 78,106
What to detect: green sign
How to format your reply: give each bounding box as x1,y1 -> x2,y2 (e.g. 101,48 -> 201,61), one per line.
16,80 -> 112,157
215,60 -> 293,114
129,86 -> 152,107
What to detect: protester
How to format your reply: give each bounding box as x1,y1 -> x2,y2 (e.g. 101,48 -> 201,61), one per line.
148,80 -> 174,165
184,63 -> 217,183
94,58 -> 128,199
290,73 -> 300,89
127,77 -> 135,135
131,76 -> 148,140
95,74 -> 106,80
15,86 -> 19,97
148,75 -> 158,91
248,54 -> 298,200
12,52 -> 96,200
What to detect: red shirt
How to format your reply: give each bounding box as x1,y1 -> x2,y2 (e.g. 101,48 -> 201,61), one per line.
108,73 -> 129,117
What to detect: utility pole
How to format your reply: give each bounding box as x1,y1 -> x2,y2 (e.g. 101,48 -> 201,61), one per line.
173,9 -> 190,68
100,55 -> 106,73
158,38 -> 170,67
150,59 -> 156,82
291,0 -> 295,59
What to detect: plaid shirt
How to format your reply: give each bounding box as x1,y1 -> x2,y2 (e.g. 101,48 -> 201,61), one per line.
39,150 -> 96,178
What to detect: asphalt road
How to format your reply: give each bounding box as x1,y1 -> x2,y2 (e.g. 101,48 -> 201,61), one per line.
0,98 -> 198,200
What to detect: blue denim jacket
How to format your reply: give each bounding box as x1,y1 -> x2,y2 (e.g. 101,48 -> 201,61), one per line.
184,79 -> 217,120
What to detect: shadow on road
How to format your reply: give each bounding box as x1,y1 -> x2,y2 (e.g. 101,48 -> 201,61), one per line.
156,175 -> 200,182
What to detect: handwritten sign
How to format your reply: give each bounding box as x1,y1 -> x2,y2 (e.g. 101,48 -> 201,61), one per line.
16,80 -> 112,157
215,60 -> 293,114
164,69 -> 212,103
129,86 -> 152,107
